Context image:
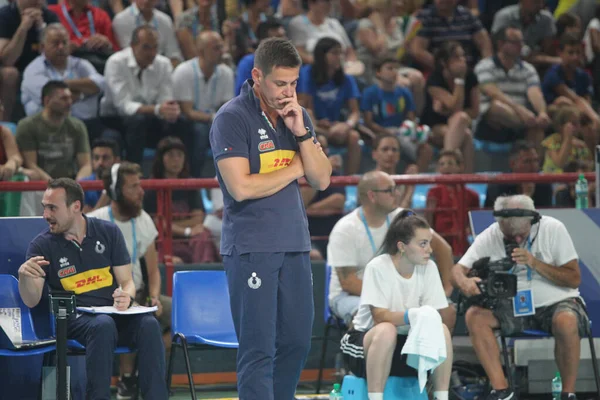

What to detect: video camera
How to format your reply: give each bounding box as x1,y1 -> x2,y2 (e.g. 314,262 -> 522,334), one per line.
460,240 -> 518,311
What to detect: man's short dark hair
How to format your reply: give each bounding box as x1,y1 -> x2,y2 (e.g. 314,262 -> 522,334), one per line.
254,38 -> 302,76
374,57 -> 399,72
91,137 -> 120,158
42,80 -> 68,102
131,25 -> 158,45
47,178 -> 84,207
509,140 -> 535,161
559,32 -> 582,50
257,17 -> 283,42
493,24 -> 521,49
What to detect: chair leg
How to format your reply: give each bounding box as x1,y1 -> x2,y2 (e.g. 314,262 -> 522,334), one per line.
179,336 -> 197,400
166,338 -> 178,394
587,332 -> 600,398
316,321 -> 332,394
500,336 -> 514,392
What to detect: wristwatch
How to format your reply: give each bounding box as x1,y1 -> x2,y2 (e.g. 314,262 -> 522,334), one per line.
295,127 -> 313,143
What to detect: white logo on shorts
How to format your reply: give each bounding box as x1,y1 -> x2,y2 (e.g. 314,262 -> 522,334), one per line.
248,272 -> 262,289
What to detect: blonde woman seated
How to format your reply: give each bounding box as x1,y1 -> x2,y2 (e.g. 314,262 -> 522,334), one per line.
340,210 -> 453,400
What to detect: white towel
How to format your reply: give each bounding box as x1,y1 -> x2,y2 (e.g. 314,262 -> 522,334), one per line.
401,305 -> 447,392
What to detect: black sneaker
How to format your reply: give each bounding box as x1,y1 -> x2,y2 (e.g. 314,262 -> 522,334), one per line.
560,393 -> 577,400
486,388 -> 515,400
116,375 -> 137,400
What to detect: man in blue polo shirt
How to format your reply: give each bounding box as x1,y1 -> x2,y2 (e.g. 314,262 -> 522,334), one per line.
17,178 -> 167,400
209,37 -> 332,400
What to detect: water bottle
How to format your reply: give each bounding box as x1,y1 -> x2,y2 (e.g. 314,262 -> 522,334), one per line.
552,371 -> 562,400
575,173 -> 589,209
330,382 -> 343,399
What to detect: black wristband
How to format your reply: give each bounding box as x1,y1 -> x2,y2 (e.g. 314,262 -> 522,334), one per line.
295,127 -> 313,143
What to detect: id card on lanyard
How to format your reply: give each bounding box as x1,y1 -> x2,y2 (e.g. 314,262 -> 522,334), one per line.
61,4 -> 95,40
512,237 -> 535,317
108,207 -> 137,278
360,208 -> 390,256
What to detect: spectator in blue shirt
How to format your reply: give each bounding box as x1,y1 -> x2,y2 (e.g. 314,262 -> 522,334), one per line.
361,58 -> 434,173
235,17 -> 286,96
81,137 -> 120,213
542,32 -> 600,128
298,37 -> 362,175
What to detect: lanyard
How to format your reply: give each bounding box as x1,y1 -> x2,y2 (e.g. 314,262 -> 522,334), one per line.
108,207 -> 137,266
193,60 -> 219,112
360,208 -> 390,254
509,236 -> 534,281
131,7 -> 159,30
61,4 -> 95,39
192,9 -> 219,38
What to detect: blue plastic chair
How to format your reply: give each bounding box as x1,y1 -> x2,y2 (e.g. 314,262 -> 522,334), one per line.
167,270 -> 238,400
316,265 -> 348,394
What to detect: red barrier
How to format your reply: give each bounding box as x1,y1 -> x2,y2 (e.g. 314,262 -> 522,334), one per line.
0,172 -> 594,295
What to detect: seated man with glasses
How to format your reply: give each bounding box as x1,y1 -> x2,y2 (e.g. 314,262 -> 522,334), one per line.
327,170 -> 457,331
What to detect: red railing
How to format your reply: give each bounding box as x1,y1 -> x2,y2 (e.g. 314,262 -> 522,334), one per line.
0,172 -> 594,294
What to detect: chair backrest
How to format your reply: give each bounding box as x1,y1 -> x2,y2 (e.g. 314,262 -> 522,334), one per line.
0,275 -> 41,346
171,270 -> 236,337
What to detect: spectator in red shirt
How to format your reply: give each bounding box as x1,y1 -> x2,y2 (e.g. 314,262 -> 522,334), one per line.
49,0 -> 118,72
426,149 -> 479,255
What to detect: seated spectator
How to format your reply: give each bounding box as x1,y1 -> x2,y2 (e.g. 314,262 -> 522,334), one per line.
371,134 -> 415,209
81,137 -> 120,212
542,33 -> 600,128
230,0 -> 271,64
421,42 -> 477,173
362,58 -> 433,172
112,0 -> 182,67
583,6 -> 600,98
340,210 -> 453,400
542,106 -> 591,173
48,0 -> 118,73
556,12 -> 583,39
88,162 -> 172,400
297,37 -> 362,175
0,0 -> 60,73
555,160 -> 595,207
21,23 -> 117,143
354,0 -> 425,113
175,0 -> 218,60
101,26 -> 184,165
0,99 -> 24,181
18,178 -> 168,400
327,171 -> 456,331
474,26 -> 550,154
173,31 -> 234,177
17,80 -> 91,180
0,67 -> 19,121
287,0 -> 358,65
145,136 -> 218,263
300,134 -> 346,259
453,194 -> 586,400
410,0 -> 492,72
484,140 -> 553,208
426,149 -> 480,255
235,17 -> 286,96
491,0 -> 560,69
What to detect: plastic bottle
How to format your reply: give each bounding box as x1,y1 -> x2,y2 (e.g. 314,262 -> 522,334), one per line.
552,371 -> 562,400
575,173 -> 589,209
329,382 -> 343,399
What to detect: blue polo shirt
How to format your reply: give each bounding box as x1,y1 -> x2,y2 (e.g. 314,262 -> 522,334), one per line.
209,79 -> 313,256
542,64 -> 593,105
360,84 -> 415,128
25,215 -> 131,307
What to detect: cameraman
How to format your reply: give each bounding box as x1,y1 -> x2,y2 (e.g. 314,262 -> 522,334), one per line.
453,195 -> 585,400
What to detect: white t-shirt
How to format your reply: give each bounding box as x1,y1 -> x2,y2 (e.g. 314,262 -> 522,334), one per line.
327,207 -> 403,301
353,254 -> 448,334
88,206 -> 159,291
288,15 -> 353,54
172,59 -> 235,113
583,18 -> 600,64
458,216 -> 579,308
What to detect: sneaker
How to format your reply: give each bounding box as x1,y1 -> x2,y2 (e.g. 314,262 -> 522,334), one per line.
486,388 -> 515,400
116,375 -> 137,400
560,393 -> 577,400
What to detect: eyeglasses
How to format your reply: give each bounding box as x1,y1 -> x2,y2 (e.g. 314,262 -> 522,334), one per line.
371,186 -> 397,194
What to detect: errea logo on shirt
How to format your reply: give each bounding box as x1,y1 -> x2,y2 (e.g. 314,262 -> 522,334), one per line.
258,128 -> 269,140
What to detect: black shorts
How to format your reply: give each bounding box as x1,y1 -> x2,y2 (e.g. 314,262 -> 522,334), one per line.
492,297 -> 589,337
340,329 -> 418,379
